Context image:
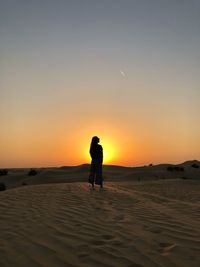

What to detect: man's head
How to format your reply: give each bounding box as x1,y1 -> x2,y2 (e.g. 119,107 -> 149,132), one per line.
92,136 -> 100,144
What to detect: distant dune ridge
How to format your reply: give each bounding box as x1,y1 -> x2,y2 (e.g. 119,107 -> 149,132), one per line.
0,160 -> 200,267
0,160 -> 199,190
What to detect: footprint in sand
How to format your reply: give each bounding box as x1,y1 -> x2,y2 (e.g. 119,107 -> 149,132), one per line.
77,244 -> 90,258
146,226 -> 162,234
159,242 -> 176,256
110,240 -> 123,246
102,234 -> 115,240
94,206 -> 102,210
90,234 -> 115,246
75,223 -> 82,227
91,239 -> 106,246
115,214 -> 125,222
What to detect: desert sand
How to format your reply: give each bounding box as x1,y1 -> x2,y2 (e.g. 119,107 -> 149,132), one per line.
0,161 -> 200,267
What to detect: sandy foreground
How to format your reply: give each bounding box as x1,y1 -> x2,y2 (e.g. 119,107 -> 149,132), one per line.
0,164 -> 200,267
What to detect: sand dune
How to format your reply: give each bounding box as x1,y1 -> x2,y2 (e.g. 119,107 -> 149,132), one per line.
0,177 -> 200,267
1,160 -> 200,190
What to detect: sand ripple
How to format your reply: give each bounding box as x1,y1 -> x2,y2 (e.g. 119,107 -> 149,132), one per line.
0,181 -> 200,267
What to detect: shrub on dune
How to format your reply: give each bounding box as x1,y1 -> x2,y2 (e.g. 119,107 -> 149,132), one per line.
0,169 -> 8,176
28,169 -> 37,176
167,166 -> 174,172
191,163 -> 199,169
167,166 -> 184,172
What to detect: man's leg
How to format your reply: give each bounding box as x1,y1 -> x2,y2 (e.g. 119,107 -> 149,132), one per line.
95,164 -> 103,187
88,163 -> 95,187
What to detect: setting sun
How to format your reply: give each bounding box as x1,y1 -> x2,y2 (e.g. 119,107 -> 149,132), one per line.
100,139 -> 117,164
81,136 -> 118,165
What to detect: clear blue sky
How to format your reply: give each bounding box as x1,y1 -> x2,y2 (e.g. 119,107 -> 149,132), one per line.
0,0 -> 199,167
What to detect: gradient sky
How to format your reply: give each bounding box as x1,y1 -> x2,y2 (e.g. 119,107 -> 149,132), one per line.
0,0 -> 200,167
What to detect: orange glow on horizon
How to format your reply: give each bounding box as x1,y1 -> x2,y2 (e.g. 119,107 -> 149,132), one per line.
1,118 -> 199,168
60,121 -> 130,167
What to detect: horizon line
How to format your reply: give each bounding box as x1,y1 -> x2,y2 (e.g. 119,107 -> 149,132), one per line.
1,159 -> 199,170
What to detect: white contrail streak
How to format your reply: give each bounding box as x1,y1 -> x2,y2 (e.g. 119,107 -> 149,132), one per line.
120,70 -> 125,77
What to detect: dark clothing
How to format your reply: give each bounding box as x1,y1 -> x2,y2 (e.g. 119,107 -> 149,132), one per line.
88,159 -> 103,186
90,144 -> 103,163
88,144 -> 103,186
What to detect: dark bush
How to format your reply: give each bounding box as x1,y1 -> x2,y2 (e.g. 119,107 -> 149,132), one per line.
191,163 -> 199,169
28,169 -> 37,176
0,183 -> 6,191
167,166 -> 174,172
174,166 -> 184,172
167,166 -> 184,172
0,169 -> 8,176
